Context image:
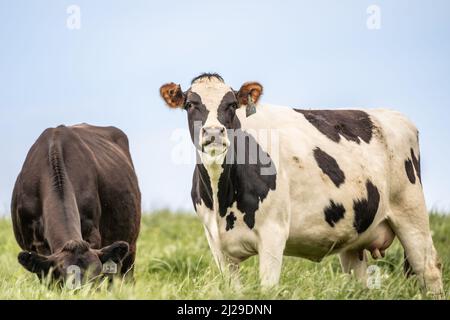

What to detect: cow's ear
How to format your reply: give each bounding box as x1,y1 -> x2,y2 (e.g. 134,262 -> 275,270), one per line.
18,251 -> 53,275
160,82 -> 186,108
97,241 -> 129,264
237,82 -> 263,106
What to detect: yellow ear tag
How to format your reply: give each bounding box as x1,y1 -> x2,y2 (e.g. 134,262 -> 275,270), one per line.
102,259 -> 118,274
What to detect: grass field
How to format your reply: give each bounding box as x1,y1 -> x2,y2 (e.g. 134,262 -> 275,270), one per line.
0,211 -> 448,300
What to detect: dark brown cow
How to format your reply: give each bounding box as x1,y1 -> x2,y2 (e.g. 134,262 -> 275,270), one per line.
11,124 -> 141,282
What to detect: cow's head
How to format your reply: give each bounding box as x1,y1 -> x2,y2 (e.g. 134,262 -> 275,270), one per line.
18,240 -> 129,282
160,73 -> 263,163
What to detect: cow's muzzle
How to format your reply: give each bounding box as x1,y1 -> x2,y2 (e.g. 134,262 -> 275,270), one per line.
201,126 -> 229,155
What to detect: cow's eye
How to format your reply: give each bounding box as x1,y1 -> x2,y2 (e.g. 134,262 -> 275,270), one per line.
228,102 -> 238,110
185,101 -> 199,111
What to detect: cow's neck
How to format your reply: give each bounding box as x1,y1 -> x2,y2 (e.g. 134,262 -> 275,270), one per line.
201,151 -> 236,219
199,130 -> 277,229
208,163 -> 233,218
42,191 -> 83,252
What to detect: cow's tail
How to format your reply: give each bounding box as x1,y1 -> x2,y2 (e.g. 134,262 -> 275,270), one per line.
404,131 -> 420,277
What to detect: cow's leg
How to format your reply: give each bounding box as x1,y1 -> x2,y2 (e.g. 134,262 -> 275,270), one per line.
258,233 -> 286,288
339,250 -> 368,283
203,226 -> 241,289
388,205 -> 443,297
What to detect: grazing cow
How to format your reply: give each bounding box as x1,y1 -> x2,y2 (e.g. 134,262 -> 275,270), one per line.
11,124 -> 141,282
160,73 -> 443,296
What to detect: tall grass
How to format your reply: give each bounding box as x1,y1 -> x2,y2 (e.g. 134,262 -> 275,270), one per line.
0,211 -> 448,299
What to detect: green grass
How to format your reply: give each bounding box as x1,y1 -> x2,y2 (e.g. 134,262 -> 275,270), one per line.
0,211 -> 448,299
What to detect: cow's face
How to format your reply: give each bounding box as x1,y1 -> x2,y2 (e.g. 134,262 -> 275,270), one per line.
18,240 -> 129,283
160,74 -> 263,162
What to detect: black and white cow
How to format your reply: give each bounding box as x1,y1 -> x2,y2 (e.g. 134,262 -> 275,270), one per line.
160,73 -> 443,295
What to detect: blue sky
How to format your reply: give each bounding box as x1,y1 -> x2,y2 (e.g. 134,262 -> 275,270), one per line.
0,0 -> 449,214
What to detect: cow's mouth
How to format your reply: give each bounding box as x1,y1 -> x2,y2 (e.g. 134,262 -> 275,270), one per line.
201,135 -> 229,157
202,142 -> 228,156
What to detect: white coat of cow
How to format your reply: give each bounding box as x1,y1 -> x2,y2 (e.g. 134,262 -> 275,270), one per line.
160,73 -> 443,296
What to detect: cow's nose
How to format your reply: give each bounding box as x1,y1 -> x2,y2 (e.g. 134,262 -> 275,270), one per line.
202,126 -> 225,135
201,126 -> 227,147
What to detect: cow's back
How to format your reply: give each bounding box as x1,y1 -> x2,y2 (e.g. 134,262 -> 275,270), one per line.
58,124 -> 141,248
233,105 -> 421,258
11,124 -> 141,252
365,109 -> 421,199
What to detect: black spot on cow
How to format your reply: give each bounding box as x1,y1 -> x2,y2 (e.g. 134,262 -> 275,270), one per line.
404,158 -> 416,184
226,212 -> 237,231
217,130 -> 277,228
217,91 -> 242,134
410,148 -> 421,184
191,164 -> 213,211
353,180 -> 380,234
184,92 -> 210,149
191,130 -> 276,229
218,164 -> 234,218
324,200 -> 346,227
313,148 -> 346,187
294,109 -> 374,144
